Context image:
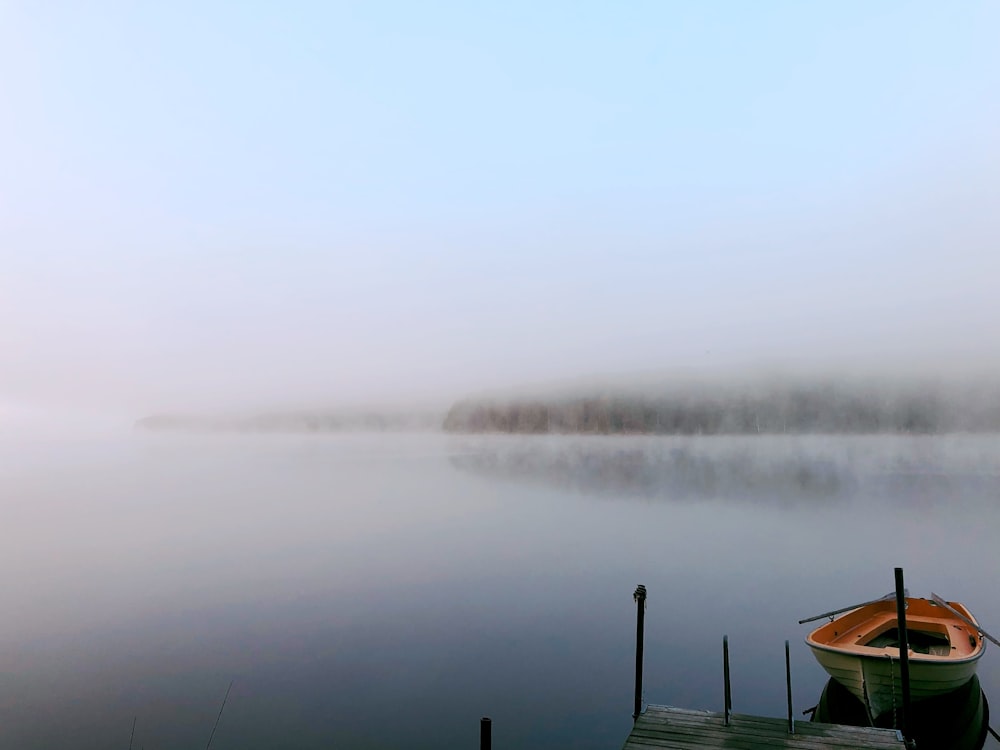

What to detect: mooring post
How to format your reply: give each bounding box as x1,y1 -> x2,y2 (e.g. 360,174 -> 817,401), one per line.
723,635 -> 732,726
633,584 -> 647,722
480,717 -> 491,750
785,640 -> 794,734
894,567 -> 913,747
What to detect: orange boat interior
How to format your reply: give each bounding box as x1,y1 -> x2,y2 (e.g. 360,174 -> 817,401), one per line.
808,598 -> 983,659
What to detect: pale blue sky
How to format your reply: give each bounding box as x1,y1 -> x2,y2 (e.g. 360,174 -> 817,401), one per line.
2,2 -> 999,413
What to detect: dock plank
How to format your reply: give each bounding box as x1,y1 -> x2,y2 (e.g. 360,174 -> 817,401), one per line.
622,705 -> 904,749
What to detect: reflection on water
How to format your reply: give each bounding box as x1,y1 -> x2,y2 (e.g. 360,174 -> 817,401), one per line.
450,434 -> 1000,506
452,439 -> 854,503
812,675 -> 989,750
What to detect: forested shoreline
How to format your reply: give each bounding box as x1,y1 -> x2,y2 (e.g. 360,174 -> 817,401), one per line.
135,410 -> 442,433
134,382 -> 1000,436
443,383 -> 1000,435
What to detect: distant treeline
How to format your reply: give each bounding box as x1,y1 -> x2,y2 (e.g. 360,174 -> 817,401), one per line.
135,410 -> 442,433
443,383 -> 1000,435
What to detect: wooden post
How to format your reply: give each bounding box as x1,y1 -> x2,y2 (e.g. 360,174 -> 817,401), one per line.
894,567 -> 913,746
723,635 -> 732,726
480,717 -> 491,750
785,640 -> 794,734
633,585 -> 647,721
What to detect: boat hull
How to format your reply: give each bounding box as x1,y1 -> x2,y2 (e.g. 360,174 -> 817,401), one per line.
809,643 -> 981,719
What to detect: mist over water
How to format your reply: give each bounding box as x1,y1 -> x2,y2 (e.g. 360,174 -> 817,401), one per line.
3,2 -> 1000,748
1,431 -> 999,749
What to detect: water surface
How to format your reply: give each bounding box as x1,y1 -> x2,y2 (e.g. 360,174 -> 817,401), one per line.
2,433 -> 998,748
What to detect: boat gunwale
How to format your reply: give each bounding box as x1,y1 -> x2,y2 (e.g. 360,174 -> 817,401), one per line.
805,639 -> 986,666
804,598 -> 987,665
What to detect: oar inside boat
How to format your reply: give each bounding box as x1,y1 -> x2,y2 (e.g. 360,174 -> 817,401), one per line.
931,592 -> 1000,648
797,592 -> 902,625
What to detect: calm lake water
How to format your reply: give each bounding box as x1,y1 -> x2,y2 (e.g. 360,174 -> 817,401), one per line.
2,432 -> 999,749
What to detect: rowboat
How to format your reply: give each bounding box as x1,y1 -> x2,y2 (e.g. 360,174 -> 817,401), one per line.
805,596 -> 986,720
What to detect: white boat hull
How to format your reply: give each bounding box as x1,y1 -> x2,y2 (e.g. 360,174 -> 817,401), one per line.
809,645 -> 981,719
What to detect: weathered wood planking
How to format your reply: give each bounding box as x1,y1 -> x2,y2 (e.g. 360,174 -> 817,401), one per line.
623,705 -> 904,749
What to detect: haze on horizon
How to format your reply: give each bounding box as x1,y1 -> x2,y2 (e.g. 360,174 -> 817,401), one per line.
3,2 -> 999,421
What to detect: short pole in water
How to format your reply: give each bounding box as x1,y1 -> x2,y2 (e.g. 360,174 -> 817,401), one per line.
785,640 -> 794,734
480,717 -> 491,750
723,635 -> 732,726
633,585 -> 646,721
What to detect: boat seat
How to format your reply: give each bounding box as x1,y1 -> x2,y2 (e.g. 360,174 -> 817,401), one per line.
864,627 -> 951,655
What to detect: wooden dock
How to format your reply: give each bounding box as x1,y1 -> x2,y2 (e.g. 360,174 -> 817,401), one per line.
623,705 -> 905,749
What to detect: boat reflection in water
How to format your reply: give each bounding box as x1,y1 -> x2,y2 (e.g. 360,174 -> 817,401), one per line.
811,673 -> 989,750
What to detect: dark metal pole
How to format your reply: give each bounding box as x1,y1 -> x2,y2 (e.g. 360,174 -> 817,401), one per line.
894,567 -> 912,744
480,717 -> 491,750
633,585 -> 647,722
723,635 -> 732,726
785,640 -> 794,734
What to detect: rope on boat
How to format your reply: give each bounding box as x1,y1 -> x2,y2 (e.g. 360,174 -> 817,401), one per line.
860,665 -> 876,727
887,653 -> 898,731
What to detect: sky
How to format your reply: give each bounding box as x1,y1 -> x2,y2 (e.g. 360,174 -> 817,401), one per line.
2,2 -> 999,416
